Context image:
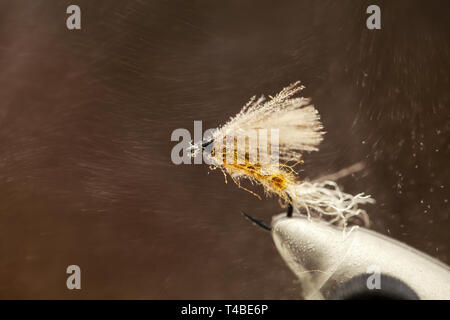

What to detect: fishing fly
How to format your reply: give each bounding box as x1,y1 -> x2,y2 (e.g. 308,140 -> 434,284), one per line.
188,82 -> 374,230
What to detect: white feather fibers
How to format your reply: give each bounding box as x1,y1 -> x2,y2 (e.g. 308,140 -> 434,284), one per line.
211,81 -> 324,162
287,180 -> 374,229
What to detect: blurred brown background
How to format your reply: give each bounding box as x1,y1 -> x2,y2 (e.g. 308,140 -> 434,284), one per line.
0,0 -> 449,299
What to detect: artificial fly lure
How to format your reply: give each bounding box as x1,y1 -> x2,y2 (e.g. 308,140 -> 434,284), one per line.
188,82 -> 374,230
